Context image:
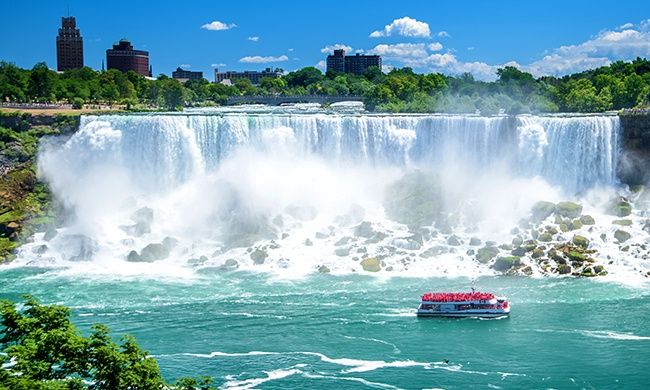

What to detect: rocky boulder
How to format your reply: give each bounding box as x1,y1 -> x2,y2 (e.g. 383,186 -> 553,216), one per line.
139,243 -> 170,262
531,201 -> 555,222
492,256 -> 521,272
614,229 -> 631,243
555,201 -> 583,219
572,235 -> 589,248
476,246 -> 499,263
360,257 -> 381,272
354,221 -> 375,238
250,248 -> 268,264
607,198 -> 632,217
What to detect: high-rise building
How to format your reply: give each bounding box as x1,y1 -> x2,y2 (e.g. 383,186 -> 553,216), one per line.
326,49 -> 346,73
172,67 -> 203,82
345,53 -> 382,75
326,50 -> 382,75
214,67 -> 282,85
56,16 -> 84,71
106,39 -> 151,77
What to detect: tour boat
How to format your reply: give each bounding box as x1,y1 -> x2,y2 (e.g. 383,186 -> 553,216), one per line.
417,291 -> 510,318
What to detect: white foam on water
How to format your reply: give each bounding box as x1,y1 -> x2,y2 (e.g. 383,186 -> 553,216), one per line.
221,367 -> 302,390
579,330 -> 650,341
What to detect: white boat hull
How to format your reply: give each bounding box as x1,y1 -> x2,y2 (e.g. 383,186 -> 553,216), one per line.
417,310 -> 509,318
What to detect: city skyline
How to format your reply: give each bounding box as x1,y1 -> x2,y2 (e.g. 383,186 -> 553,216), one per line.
0,0 -> 649,80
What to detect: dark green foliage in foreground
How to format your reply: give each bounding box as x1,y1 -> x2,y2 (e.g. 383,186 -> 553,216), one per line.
1,58 -> 649,113
0,296 -> 215,389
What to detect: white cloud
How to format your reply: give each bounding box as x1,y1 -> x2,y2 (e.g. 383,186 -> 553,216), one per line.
437,31 -> 450,38
618,22 -> 634,30
179,64 -> 191,68
370,16 -> 430,38
467,47 -> 475,51
428,42 -> 443,51
525,27 -> 650,76
368,43 -> 429,61
316,60 -> 326,70
211,63 -> 226,67
239,55 -> 289,63
248,36 -> 260,42
201,20 -> 236,31
288,48 -> 294,52
320,44 -> 353,54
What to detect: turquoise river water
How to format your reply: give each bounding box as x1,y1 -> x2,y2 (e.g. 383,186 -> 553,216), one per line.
1,269 -> 648,389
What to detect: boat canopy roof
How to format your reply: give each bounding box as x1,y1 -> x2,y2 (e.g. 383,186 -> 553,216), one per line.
421,292 -> 495,302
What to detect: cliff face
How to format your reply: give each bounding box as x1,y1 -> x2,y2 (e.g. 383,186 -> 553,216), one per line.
0,113 -> 78,261
619,110 -> 650,186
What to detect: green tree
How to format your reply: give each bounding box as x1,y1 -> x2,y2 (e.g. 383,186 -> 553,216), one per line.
28,63 -> 56,102
1,296 -> 213,389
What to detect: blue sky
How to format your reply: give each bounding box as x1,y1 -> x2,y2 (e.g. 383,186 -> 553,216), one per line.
1,0 -> 649,80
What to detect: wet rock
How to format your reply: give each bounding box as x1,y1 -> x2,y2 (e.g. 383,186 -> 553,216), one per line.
420,246 -> 447,258
555,201 -> 582,219
32,244 -> 48,255
365,232 -> 388,244
572,235 -> 589,248
318,265 -> 331,274
571,219 -> 583,230
281,232 -> 290,240
557,264 -> 572,274
131,207 -> 154,224
538,232 -> 553,242
581,267 -> 597,277
139,243 -> 170,262
614,229 -> 631,243
477,246 -> 499,263
612,219 -> 633,226
466,249 -> 475,256
120,221 -> 151,237
499,244 -> 513,251
580,215 -> 595,225
286,205 -> 318,221
532,247 -> 544,258
250,248 -> 268,264
392,238 -> 421,250
511,247 -> 527,256
545,226 -> 559,234
162,237 -> 179,250
65,234 -> 97,262
354,221 -> 375,238
469,237 -> 481,246
531,201 -> 555,222
512,236 -> 523,247
607,197 -> 632,217
447,235 -> 461,246
315,231 -> 329,239
360,257 -> 381,272
492,256 -> 521,271
643,220 -> 650,234
335,247 -> 350,257
43,228 -> 58,241
220,259 -> 239,270
304,238 -> 313,246
126,250 -> 142,262
559,223 -> 569,232
335,236 -> 354,246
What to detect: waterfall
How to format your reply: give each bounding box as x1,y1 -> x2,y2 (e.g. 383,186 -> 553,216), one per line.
69,113 -> 619,194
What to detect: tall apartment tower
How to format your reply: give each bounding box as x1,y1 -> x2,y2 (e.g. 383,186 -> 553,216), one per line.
106,39 -> 151,77
56,17 -> 84,71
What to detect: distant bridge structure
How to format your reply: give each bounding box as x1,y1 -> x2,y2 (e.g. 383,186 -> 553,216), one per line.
225,95 -> 364,106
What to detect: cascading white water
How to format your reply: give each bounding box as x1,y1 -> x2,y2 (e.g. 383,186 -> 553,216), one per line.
20,110 -> 646,282
65,113 -> 619,193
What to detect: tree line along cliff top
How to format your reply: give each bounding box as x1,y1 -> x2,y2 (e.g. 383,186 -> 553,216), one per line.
0,57 -> 649,113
